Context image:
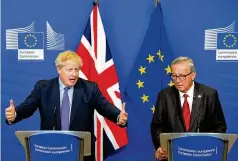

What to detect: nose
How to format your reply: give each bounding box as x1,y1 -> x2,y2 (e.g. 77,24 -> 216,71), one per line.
72,70 -> 78,76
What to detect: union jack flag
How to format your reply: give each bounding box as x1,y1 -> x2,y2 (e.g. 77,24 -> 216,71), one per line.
76,4 -> 128,161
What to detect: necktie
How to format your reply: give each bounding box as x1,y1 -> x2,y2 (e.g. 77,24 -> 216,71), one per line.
183,94 -> 190,131
61,87 -> 70,130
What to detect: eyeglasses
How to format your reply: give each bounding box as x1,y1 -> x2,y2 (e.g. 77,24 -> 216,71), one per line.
170,71 -> 194,81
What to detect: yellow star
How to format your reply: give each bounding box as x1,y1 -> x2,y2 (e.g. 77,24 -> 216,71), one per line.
141,94 -> 149,103
168,80 -> 174,87
151,105 -> 155,113
136,80 -> 144,88
146,54 -> 155,63
160,55 -> 164,62
157,50 -> 161,57
138,66 -> 146,75
165,65 -> 171,74
156,50 -> 164,62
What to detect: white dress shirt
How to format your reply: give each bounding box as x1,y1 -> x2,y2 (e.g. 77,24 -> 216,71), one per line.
179,82 -> 195,113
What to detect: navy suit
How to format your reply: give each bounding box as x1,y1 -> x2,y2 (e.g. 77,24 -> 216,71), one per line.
11,77 -> 121,161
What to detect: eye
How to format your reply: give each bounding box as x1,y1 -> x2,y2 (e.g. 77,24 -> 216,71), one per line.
67,69 -> 73,72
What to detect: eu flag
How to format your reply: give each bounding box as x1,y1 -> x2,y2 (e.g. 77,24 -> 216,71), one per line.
122,3 -> 175,161
217,33 -> 238,49
18,33 -> 44,49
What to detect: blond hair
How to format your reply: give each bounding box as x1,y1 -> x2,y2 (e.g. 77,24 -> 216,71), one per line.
55,50 -> 83,69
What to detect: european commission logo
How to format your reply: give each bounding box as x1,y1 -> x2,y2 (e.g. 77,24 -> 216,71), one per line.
6,21 -> 65,61
217,33 -> 238,49
204,21 -> 238,61
18,33 -> 44,60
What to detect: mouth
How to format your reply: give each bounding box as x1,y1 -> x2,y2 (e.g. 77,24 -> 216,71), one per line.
176,84 -> 183,88
69,78 -> 77,83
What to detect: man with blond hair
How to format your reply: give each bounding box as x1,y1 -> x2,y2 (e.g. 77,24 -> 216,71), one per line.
151,56 -> 226,161
5,50 -> 128,161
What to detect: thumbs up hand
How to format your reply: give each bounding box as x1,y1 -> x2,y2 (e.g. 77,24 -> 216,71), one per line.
5,99 -> 16,122
117,102 -> 128,126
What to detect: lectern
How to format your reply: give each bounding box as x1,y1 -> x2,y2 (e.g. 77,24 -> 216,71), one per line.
160,133 -> 237,161
15,131 -> 91,161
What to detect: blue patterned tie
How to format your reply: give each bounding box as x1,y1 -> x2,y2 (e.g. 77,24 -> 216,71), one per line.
61,87 -> 70,130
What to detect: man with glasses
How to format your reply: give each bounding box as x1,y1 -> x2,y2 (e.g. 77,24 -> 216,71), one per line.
150,56 -> 226,161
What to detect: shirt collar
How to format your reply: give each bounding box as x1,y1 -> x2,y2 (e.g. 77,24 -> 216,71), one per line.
179,82 -> 195,98
59,78 -> 65,90
58,78 -> 71,91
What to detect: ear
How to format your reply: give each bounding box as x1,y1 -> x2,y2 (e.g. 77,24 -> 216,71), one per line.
192,72 -> 196,80
57,67 -> 61,75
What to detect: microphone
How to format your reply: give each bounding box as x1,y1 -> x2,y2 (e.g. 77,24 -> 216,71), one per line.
194,94 -> 202,132
197,111 -> 200,133
53,106 -> 57,130
192,95 -> 200,132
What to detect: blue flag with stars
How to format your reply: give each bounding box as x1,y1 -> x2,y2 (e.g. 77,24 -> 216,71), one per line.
122,4 -> 175,161
217,33 -> 238,49
18,33 -> 44,49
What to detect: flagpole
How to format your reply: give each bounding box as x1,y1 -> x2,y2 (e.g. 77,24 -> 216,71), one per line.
155,0 -> 159,7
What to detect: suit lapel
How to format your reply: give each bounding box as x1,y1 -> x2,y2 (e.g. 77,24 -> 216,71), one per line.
69,79 -> 84,127
189,82 -> 203,131
171,87 -> 186,131
51,78 -> 61,129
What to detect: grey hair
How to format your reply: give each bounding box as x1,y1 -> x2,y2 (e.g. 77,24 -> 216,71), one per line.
171,56 -> 196,72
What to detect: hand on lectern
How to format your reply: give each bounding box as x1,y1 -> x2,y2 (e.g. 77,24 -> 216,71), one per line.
155,147 -> 167,160
5,99 -> 16,122
117,102 -> 128,126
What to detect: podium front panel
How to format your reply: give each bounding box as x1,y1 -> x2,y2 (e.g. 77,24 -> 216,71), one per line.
29,133 -> 80,161
171,136 -> 224,161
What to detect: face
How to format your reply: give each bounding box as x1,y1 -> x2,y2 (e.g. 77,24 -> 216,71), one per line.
171,62 -> 196,93
57,60 -> 80,87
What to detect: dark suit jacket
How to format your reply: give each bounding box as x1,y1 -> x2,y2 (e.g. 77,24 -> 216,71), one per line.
151,82 -> 227,150
10,77 -> 121,161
